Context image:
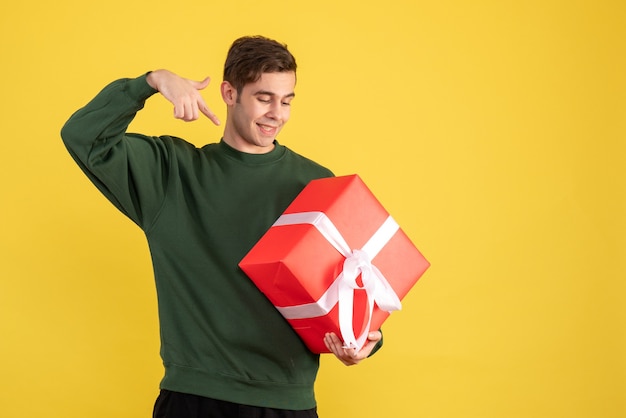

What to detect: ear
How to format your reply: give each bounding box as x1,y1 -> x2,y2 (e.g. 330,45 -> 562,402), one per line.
221,81 -> 237,105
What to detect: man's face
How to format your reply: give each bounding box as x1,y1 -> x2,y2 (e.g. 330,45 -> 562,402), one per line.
222,71 -> 296,154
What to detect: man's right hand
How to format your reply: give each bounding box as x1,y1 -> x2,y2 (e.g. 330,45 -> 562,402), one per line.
147,69 -> 221,125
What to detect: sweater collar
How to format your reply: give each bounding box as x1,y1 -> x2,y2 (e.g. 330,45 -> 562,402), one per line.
218,139 -> 286,165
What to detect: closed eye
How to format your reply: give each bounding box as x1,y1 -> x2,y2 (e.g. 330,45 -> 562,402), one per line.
254,90 -> 295,106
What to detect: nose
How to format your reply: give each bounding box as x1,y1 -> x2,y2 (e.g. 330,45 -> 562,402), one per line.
266,101 -> 285,122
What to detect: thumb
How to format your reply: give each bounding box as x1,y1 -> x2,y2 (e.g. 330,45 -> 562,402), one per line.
193,76 -> 211,91
368,331 -> 382,341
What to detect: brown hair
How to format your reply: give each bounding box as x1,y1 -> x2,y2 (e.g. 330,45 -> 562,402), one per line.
223,35 -> 297,94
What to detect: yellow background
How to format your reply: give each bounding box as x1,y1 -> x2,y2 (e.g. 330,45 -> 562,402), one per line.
1,1 -> 625,417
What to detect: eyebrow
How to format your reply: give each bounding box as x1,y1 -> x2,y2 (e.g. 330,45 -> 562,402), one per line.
254,90 -> 296,99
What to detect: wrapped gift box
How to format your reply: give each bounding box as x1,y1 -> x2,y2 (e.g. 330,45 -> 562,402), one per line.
239,174 -> 430,353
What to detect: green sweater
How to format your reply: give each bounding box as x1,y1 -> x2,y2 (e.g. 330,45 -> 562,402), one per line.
61,74 -> 334,410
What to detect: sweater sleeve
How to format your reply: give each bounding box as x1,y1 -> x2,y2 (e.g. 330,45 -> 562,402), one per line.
61,74 -> 170,229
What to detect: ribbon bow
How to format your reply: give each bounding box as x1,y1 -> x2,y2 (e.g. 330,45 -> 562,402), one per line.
272,211 -> 402,350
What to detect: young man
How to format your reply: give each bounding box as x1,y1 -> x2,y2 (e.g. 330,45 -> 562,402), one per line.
61,36 -> 382,418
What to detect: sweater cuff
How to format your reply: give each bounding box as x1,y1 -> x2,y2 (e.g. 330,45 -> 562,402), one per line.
125,72 -> 159,102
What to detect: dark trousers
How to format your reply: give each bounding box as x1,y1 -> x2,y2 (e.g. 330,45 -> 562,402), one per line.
153,390 -> 318,418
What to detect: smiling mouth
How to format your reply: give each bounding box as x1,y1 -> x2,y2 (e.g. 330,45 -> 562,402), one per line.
257,124 -> 278,135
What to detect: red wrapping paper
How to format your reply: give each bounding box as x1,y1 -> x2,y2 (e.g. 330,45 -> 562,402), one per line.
239,174 -> 430,353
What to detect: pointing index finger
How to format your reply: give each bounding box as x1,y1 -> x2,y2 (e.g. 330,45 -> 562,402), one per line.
200,103 -> 221,125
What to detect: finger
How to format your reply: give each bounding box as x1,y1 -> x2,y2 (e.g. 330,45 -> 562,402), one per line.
323,334 -> 332,352
354,338 -> 378,360
189,101 -> 199,121
368,331 -> 382,342
193,76 -> 211,91
324,333 -> 336,353
199,102 -> 221,125
324,333 -> 342,356
173,100 -> 185,120
179,101 -> 194,121
326,333 -> 343,352
325,333 -> 358,365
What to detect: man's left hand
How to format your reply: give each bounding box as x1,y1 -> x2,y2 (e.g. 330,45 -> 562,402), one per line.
324,331 -> 382,366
